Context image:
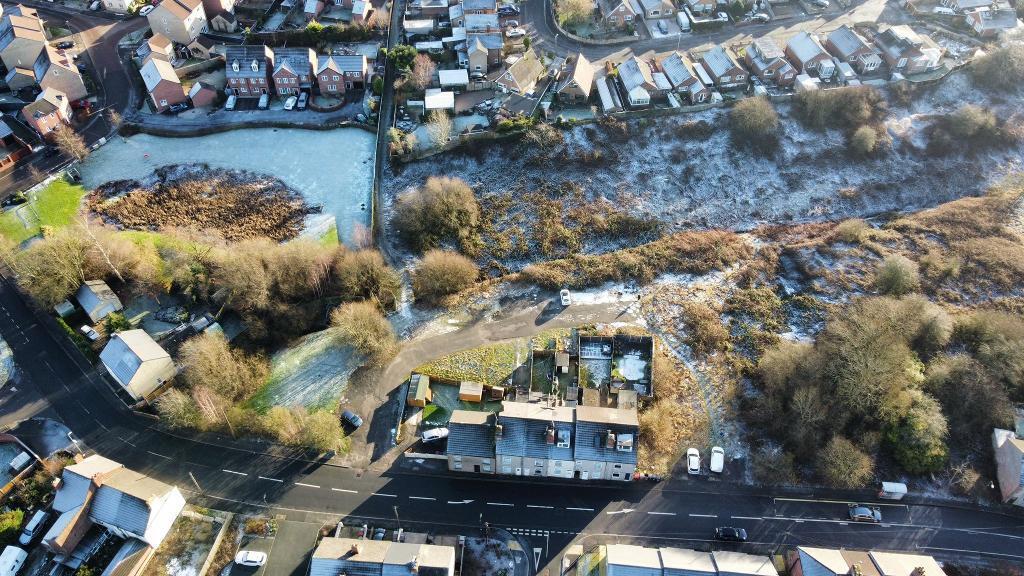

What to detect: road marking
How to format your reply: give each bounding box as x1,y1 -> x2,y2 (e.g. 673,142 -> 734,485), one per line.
295,482 -> 320,488
688,513 -> 717,518
606,508 -> 634,515
409,496 -> 435,501
332,488 -> 358,493
731,516 -> 762,521
146,450 -> 171,460
94,419 -> 109,431
81,406 -> 91,414
222,469 -> 248,476
373,493 -> 397,498
527,505 -> 554,509
447,499 -> 474,504
647,511 -> 676,516
917,546 -> 1024,560
774,497 -> 907,508
118,437 -> 136,447
565,507 -> 594,512
258,476 -> 283,483
488,502 -> 514,507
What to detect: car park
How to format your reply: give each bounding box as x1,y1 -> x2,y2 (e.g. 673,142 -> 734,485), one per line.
559,289 -> 572,306
341,410 -> 364,429
80,325 -> 99,341
234,551 -> 267,567
139,4 -> 155,15
421,427 -> 449,442
714,527 -> 747,542
848,504 -> 882,523
297,92 -> 308,109
284,95 -> 298,110
709,446 -> 725,473
686,448 -> 700,474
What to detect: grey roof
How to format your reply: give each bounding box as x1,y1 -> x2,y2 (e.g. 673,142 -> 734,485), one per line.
317,54 -> 365,74
463,0 -> 496,10
827,25 -> 871,58
464,12 -> 498,30
499,49 -> 543,92
273,47 -> 314,75
659,52 -> 699,88
700,45 -> 741,78
446,410 -> 494,458
750,36 -> 784,60
617,56 -> 654,91
100,538 -> 149,576
555,52 -> 594,97
786,31 -> 828,64
661,548 -> 717,576
573,406 -> 638,464
468,32 -> 502,49
225,45 -> 270,78
90,467 -> 176,536
311,538 -> 454,576
974,7 -> 1019,29
606,544 -> 663,574
496,402 -> 575,461
711,551 -> 777,576
636,0 -> 671,12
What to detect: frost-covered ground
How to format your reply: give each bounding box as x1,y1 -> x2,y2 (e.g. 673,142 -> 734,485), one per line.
80,129 -> 376,246
257,330 -> 357,410
384,71 -> 1024,255
0,336 -> 12,385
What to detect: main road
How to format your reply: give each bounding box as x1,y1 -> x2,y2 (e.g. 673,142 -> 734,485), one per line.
2,274 -> 1023,573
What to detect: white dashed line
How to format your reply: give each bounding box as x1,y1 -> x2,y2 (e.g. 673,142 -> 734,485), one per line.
94,419 -> 109,431
332,488 -> 358,494
118,437 -> 136,447
527,505 -> 554,509
488,502 -> 514,507
258,476 -> 284,483
647,511 -> 676,516
146,451 -> 171,460
688,513 -> 717,518
373,493 -> 397,498
222,469 -> 248,476
409,496 -> 436,501
730,516 -> 762,521
295,482 -> 320,488
565,507 -> 594,512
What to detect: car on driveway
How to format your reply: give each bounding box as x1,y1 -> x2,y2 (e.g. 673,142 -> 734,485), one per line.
714,527 -> 747,542
559,289 -> 571,306
421,427 -> 449,442
498,4 -> 519,15
284,96 -> 297,110
139,4 -> 155,15
56,41 -> 74,49
505,27 -> 526,38
80,326 -> 100,341
686,448 -> 700,474
341,410 -> 363,429
297,92 -> 308,110
848,504 -> 881,523
234,551 -> 267,567
168,102 -> 190,113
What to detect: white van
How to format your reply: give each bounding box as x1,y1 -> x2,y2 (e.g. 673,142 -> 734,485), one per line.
0,546 -> 27,576
932,6 -> 955,15
8,452 -> 30,474
224,94 -> 237,111
18,510 -> 50,546
878,481 -> 908,500
676,11 -> 691,31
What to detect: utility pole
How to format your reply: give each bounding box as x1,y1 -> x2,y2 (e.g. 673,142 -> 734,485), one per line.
188,472 -> 202,494
393,505 -> 401,530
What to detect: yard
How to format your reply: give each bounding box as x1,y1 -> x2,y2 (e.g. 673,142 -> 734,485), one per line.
144,511 -> 224,576
249,329 -> 357,412
0,179 -> 86,244
415,340 -> 525,388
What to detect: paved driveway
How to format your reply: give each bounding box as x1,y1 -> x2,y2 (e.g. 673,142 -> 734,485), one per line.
263,520 -> 321,576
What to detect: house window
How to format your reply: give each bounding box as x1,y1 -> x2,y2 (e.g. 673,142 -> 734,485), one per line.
454,462 -> 462,469
321,75 -> 328,81
333,75 -> 340,81
612,473 -> 621,479
625,14 -> 632,20
159,99 -> 168,106
482,464 -> 492,472
652,9 -> 659,15
239,87 -> 248,93
764,69 -> 774,76
720,74 -> 731,83
502,466 -> 511,473
453,455 -> 462,462
618,4 -> 623,9
328,84 -> 337,91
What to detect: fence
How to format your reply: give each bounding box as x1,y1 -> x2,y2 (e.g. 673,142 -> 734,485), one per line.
173,57 -> 225,80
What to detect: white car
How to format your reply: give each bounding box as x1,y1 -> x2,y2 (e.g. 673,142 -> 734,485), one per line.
421,427 -> 449,442
559,289 -> 571,306
709,446 -> 725,473
505,27 -> 526,38
504,19 -> 519,28
751,12 -> 770,21
686,448 -> 700,475
284,95 -> 298,110
138,4 -> 154,15
234,551 -> 267,567
80,325 -> 99,341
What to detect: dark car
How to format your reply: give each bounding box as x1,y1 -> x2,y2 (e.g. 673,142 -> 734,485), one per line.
373,527 -> 386,540
714,527 -> 748,542
341,410 -> 363,429
167,102 -> 190,113
56,41 -> 74,49
76,63 -> 88,72
848,504 -> 882,523
498,5 -> 519,15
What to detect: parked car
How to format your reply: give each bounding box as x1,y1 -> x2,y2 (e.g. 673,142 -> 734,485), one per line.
686,448 -> 700,474
284,95 -> 298,110
225,94 -> 237,110
168,102 -> 189,113
709,446 -> 725,473
559,289 -> 572,306
811,0 -> 829,6
932,6 -> 954,14
76,62 -> 87,72
373,527 -> 386,540
56,41 -> 74,49
751,12 -> 770,21
716,11 -> 729,20
341,410 -> 364,429
80,325 -> 99,341
0,547 -> 27,576
89,1 -> 101,9
139,4 -> 155,15
234,551 -> 267,567
504,19 -> 519,28
848,504 -> 882,523
421,427 -> 449,443
505,27 -> 526,38
714,527 -> 747,542
657,20 -> 667,33
258,93 -> 269,109
18,511 -> 50,546
297,92 -> 308,110
498,4 -> 520,15
470,71 -> 485,80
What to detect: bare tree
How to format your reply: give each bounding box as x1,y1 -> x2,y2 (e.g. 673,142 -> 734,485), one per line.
51,124 -> 89,162
78,217 -> 125,282
409,53 -> 436,91
424,110 -> 453,146
106,109 -> 123,131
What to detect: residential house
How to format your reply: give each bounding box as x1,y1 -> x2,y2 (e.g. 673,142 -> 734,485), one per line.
463,0 -> 497,14
745,36 -> 796,87
636,0 -> 674,18
36,48 -> 88,102
599,0 -> 640,28
224,44 -> 272,97
20,87 -> 70,137
788,547 -> 947,576
825,25 -> 881,74
494,49 -> 543,95
449,3 -> 464,26
993,427 -> 1024,506
940,0 -> 991,11
147,0 -> 208,45
271,47 -> 315,96
410,0 -> 449,17
42,455 -> 186,560
315,54 -> 367,95
0,115 -> 38,172
350,0 -> 372,24
573,405 -> 638,481
699,45 -> 746,89
873,25 -> 943,74
966,7 -> 1019,37
99,330 -> 176,402
146,33 -> 176,63
303,0 -> 324,21
659,51 -> 711,104
785,31 -> 836,79
467,34 -> 502,72
686,0 -> 717,15
74,280 -> 123,324
209,10 -> 238,32
201,0 -> 234,20
140,56 -> 187,113
188,81 -> 217,106
310,538 -> 455,576
187,35 -> 216,59
495,401 -> 575,478
446,410 -> 495,474
593,544 -> 773,576
555,52 -> 594,103
0,5 -> 46,71
465,13 -> 499,32
102,0 -> 131,13
616,55 -> 657,107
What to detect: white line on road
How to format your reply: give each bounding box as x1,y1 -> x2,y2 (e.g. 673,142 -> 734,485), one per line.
917,546 -> 1024,560
527,505 -> 554,509
565,507 -> 594,512
409,496 -> 436,501
332,488 -> 358,494
146,450 -> 171,460
647,511 -> 676,516
118,437 -> 136,447
295,482 -> 320,488
373,493 -> 397,498
688,514 -> 718,518
222,469 -> 248,476
730,516 -> 762,521
81,406 -> 91,414
258,476 -> 284,483
94,419 -> 109,431
488,502 -> 515,507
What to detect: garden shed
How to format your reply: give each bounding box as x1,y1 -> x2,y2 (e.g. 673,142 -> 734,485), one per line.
459,381 -> 483,402
407,373 -> 432,408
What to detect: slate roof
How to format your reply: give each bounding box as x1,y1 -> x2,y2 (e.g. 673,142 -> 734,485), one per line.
659,52 -> 698,87
468,32 -> 502,49
464,13 -> 498,30
140,57 -> 179,91
700,45 -> 740,77
606,544 -> 663,573
827,25 -> 872,58
711,551 -> 777,576
617,56 -> 654,91
573,406 -> 638,464
156,0 -> 203,19
225,45 -> 270,78
317,54 -> 365,74
311,538 -> 454,576
555,52 -> 594,97
463,0 -> 496,10
446,410 -> 494,458
496,402 -> 575,461
90,467 -> 175,536
797,547 -> 849,576
972,7 -> 1019,30
273,47 -> 314,75
54,455 -> 122,514
787,31 -> 829,64
661,548 -> 717,576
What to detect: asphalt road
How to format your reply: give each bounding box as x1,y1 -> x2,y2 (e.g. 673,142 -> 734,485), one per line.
2,275 -> 1024,572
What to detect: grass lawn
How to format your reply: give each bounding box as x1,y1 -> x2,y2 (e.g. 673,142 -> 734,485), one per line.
0,179 -> 86,244
415,340 -> 524,388
319,224 -> 339,247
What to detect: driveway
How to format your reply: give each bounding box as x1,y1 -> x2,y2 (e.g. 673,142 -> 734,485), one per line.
262,521 -> 321,576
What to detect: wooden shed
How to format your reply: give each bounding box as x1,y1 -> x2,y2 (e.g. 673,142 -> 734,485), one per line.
407,373 -> 432,408
459,381 -> 484,402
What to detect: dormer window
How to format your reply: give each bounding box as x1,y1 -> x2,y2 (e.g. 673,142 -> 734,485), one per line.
251,59 -> 259,72
231,59 -> 239,72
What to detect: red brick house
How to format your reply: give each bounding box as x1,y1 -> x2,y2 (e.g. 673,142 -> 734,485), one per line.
271,47 -> 315,96
745,37 -> 796,87
316,54 -> 367,95
140,55 -> 186,112
225,45 -> 272,97
20,86 -> 70,135
825,25 -> 882,74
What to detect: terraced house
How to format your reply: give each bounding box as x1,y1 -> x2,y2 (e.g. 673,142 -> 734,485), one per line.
271,47 -> 316,96
225,44 -> 271,97
495,402 -> 575,477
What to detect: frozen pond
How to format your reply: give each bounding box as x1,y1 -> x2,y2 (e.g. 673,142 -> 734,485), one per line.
80,128 -> 376,246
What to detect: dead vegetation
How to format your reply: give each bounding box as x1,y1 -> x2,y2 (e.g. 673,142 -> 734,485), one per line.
88,166 -> 318,241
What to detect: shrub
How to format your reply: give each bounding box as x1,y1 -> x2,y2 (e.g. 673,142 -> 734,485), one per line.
873,254 -> 920,296
729,97 -> 779,155
392,176 -> 481,252
0,509 -> 24,546
848,125 -> 878,156
834,218 -> 869,243
817,436 -> 874,488
970,43 -> 1024,92
952,311 -> 1024,399
179,332 -> 269,402
927,105 -> 1005,155
885,389 -> 949,474
412,249 -> 479,303
794,86 -> 887,131
333,249 -> 401,310
750,448 -> 798,485
680,302 -> 730,357
330,301 -> 398,365
926,354 -> 1014,442
103,312 -> 132,333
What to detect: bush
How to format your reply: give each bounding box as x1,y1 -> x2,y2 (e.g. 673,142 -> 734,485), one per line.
0,509 -> 24,546
333,249 -> 401,310
848,125 -> 878,156
834,218 -> 869,243
926,354 -> 1014,442
927,105 -> 1004,154
103,312 -> 132,333
873,254 -> 920,296
817,436 -> 874,488
412,250 -> 479,303
680,302 -> 730,357
179,332 -> 269,402
794,86 -> 887,131
952,311 -> 1024,399
750,448 -> 798,485
729,97 -> 779,155
885,389 -> 949,474
970,43 -> 1024,92
330,301 -> 398,365
392,176 -> 481,252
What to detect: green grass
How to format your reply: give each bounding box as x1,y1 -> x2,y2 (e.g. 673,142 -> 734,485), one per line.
318,224 -> 339,247
0,179 -> 87,244
415,341 -> 522,388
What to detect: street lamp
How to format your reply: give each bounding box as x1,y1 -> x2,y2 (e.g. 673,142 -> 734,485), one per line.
393,505 -> 401,530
